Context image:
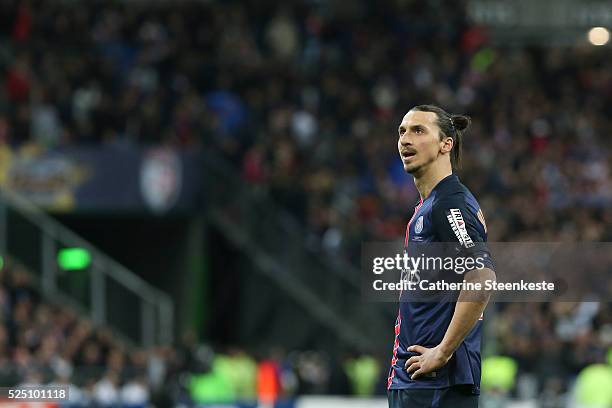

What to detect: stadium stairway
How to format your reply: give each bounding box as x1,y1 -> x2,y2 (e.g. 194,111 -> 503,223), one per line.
202,148 -> 393,353
0,189 -> 173,347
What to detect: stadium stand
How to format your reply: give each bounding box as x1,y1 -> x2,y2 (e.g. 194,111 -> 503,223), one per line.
0,0 -> 610,407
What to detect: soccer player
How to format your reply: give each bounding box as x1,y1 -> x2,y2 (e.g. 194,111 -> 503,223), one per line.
387,105 -> 496,408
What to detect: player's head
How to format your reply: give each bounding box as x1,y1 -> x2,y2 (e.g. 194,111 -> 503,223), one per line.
398,104 -> 470,175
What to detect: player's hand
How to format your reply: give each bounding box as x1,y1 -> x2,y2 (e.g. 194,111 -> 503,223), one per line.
404,345 -> 452,379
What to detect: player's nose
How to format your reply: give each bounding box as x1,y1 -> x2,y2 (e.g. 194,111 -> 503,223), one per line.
398,134 -> 412,146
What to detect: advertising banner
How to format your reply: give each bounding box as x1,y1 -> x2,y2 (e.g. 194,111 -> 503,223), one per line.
0,144 -> 202,213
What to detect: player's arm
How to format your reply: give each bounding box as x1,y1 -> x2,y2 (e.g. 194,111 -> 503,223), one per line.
437,266 -> 495,358
407,269 -> 495,379
406,199 -> 495,379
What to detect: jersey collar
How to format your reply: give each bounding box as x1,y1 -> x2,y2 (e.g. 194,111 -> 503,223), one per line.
423,173 -> 457,202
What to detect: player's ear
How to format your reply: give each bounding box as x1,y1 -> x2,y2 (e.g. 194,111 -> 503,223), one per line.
439,136 -> 453,154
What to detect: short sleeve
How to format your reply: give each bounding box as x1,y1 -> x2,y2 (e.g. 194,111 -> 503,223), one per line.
432,198 -> 494,270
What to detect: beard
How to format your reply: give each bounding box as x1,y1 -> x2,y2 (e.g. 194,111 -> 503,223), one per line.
404,156 -> 434,177
403,158 -> 425,174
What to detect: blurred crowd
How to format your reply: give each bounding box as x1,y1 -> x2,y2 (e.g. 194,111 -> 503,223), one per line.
1,0 -> 610,255
0,262 -> 163,406
0,0 -> 611,405
0,260 -> 384,406
491,302 -> 612,406
2,258 -> 610,406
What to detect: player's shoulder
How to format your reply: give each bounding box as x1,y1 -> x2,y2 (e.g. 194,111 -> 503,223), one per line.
432,176 -> 480,214
430,176 -> 489,240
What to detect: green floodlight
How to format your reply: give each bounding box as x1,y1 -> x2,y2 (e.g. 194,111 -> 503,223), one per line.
57,248 -> 91,270
0,256 -> 4,270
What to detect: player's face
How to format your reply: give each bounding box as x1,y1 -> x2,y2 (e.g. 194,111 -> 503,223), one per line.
397,110 -> 445,174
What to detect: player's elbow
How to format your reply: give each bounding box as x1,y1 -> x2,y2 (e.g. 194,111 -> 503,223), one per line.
465,267 -> 495,284
463,267 -> 496,302
480,267 -> 496,286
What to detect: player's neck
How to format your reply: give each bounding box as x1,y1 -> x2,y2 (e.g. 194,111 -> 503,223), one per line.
413,162 -> 453,201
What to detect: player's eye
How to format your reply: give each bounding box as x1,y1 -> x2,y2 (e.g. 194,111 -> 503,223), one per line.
414,127 -> 424,134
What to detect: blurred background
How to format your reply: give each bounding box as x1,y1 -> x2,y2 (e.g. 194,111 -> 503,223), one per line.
0,0 -> 611,407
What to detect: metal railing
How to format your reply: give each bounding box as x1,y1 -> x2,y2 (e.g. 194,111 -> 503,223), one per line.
0,188 -> 173,347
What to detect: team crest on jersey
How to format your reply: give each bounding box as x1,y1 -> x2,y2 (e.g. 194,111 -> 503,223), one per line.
414,216 -> 423,234
446,209 -> 475,248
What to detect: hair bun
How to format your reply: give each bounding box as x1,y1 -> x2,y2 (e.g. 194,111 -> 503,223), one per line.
451,114 -> 471,132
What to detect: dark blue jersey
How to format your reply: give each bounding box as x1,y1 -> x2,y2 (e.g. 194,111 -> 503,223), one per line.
387,174 -> 493,394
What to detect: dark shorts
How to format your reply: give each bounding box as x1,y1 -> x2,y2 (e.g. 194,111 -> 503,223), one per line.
388,386 -> 479,408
